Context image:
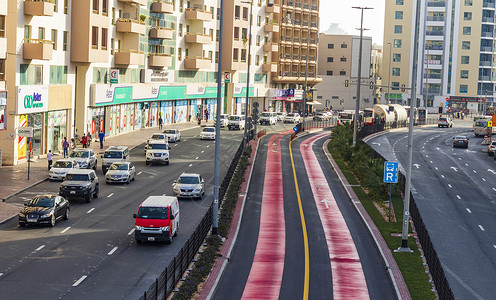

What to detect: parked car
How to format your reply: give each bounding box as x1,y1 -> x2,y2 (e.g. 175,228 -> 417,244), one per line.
284,113 -> 301,123
133,196 -> 179,244
215,114 -> 230,127
144,133 -> 169,152
313,112 -> 329,121
105,162 -> 136,184
59,169 -> 99,203
228,115 -> 246,130
163,129 -> 181,142
488,141 -> 496,156
172,173 -> 205,200
259,112 -> 278,125
438,116 -> 453,128
18,195 -> 70,227
200,127 -> 216,140
276,112 -> 287,121
49,158 -> 79,181
146,140 -> 170,165
452,136 -> 469,148
69,148 -> 97,170
101,146 -> 129,174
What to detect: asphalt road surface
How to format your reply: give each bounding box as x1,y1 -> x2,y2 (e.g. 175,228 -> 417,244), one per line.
367,120 -> 496,299
214,131 -> 396,299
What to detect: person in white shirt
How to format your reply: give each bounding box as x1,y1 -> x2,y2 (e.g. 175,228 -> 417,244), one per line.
47,150 -> 53,170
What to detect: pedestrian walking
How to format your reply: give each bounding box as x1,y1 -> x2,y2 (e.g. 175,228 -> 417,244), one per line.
62,137 -> 69,158
86,133 -> 92,147
205,109 -> 209,121
99,131 -> 105,149
81,134 -> 88,148
47,150 -> 53,170
159,116 -> 163,130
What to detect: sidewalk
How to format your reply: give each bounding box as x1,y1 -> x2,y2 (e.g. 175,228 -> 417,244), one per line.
0,121 -> 208,224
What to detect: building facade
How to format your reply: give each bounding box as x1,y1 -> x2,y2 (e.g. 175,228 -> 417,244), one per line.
382,0 -> 493,112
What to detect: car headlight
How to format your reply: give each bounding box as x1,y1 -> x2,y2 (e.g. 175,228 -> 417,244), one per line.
162,153 -> 168,157
135,225 -> 143,230
19,212 -> 25,217
160,226 -> 170,231
41,212 -> 53,218
173,186 -> 180,192
147,153 -> 153,157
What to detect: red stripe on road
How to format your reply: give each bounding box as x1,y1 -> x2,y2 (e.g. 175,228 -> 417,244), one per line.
242,132 -> 287,300
301,133 -> 370,299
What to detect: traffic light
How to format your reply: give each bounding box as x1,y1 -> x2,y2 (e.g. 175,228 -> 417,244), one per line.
370,81 -> 374,89
344,80 -> 349,87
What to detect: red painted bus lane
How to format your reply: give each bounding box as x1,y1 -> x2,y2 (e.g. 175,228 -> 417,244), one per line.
301,133 -> 370,299
241,132 -> 287,300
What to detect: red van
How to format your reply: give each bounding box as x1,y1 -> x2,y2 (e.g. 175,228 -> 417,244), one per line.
133,196 -> 179,244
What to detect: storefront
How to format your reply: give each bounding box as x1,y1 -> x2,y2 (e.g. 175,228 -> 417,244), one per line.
47,110 -> 67,153
0,91 -> 6,131
189,99 -> 201,122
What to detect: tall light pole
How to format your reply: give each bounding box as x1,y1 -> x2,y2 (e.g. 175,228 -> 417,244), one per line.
302,16 -> 311,131
352,6 -> 373,148
242,0 -> 253,154
212,0 -> 225,236
387,42 -> 392,104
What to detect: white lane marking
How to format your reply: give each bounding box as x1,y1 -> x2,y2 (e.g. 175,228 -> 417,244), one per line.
195,157 -> 199,160
127,228 -> 135,236
466,208 -> 472,214
494,245 -> 496,250
35,245 -> 45,252
201,150 -> 205,153
473,170 -> 477,173
174,144 -> 178,147
189,164 -> 193,167
87,208 -> 95,214
456,195 -> 461,200
448,184 -> 452,188
73,275 -> 87,287
458,157 -> 462,160
441,175 -> 445,178
429,161 -> 433,164
483,178 -> 487,182
60,227 -> 71,234
138,171 -> 142,175
493,187 -> 496,192
207,145 -> 210,148
479,225 -> 485,231
435,167 -> 438,170
0,273 -> 3,277
465,163 -> 469,167
108,247 -> 118,256
425,155 -> 429,158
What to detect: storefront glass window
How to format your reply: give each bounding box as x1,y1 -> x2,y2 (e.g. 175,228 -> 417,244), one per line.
47,110 -> 67,154
27,113 -> 44,156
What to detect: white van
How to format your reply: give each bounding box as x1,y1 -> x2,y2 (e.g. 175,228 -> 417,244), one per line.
259,112 -> 277,125
102,146 -> 130,173
133,196 -> 179,244
228,115 -> 246,130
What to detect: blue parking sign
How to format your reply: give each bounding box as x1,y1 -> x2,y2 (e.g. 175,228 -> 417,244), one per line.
383,161 -> 399,183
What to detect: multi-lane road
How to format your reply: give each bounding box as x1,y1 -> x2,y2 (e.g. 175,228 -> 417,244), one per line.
367,120 -> 496,299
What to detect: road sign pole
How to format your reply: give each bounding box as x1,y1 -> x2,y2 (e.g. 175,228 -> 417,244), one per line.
389,183 -> 392,222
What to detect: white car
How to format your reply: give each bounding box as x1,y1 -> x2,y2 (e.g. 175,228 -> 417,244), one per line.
215,114 -> 230,127
276,112 -> 287,121
172,173 -> 205,200
163,129 -> 181,142
200,127 -> 216,140
146,140 -> 170,165
69,148 -> 97,170
105,162 -> 136,184
283,113 -> 301,123
228,115 -> 246,130
259,112 -> 278,125
145,133 -> 169,152
49,159 -> 79,181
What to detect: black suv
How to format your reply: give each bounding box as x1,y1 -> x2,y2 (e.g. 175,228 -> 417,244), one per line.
59,169 -> 99,203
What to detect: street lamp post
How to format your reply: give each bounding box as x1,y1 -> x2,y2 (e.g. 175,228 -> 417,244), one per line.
352,6 -> 373,148
302,18 -> 311,131
387,42 -> 392,105
242,0 -> 253,154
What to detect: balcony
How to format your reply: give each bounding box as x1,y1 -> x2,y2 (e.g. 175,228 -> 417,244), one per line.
116,19 -> 146,35
117,0 -> 147,6
185,8 -> 213,21
483,1 -> 496,8
426,30 -> 444,36
184,56 -> 211,70
114,49 -> 144,65
151,1 -> 174,14
264,23 -> 280,33
262,63 -> 278,73
424,59 -> 442,65
266,4 -> 281,14
427,16 -> 445,21
263,43 -> 279,52
185,33 -> 211,44
427,1 -> 445,7
23,39 -> 53,60
149,54 -> 173,68
150,27 -> 174,39
482,17 -> 495,23
24,0 -> 54,16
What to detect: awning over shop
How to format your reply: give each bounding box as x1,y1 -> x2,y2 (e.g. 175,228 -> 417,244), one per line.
306,101 -> 322,105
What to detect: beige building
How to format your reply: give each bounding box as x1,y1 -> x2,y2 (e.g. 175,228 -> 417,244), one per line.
315,34 -> 375,111
0,0 -> 6,134
383,0 -> 492,112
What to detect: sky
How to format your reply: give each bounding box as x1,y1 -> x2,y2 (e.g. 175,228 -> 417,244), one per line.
319,0 -> 386,46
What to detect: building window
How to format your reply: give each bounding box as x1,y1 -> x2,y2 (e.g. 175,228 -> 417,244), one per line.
243,7 -> 249,20
328,44 -> 334,49
64,0 -> 68,14
93,0 -> 99,13
102,0 -> 108,15
462,41 -> 470,50
393,39 -> 402,48
49,66 -> 68,84
463,26 -> 471,35
460,70 -> 469,79
242,28 -> 248,41
0,59 -> 4,81
257,16 -> 261,26
39,27 -> 45,40
210,29 -> 214,41
340,70 -> 346,75
394,25 -> 402,34
465,0 -> 472,6
20,64 -> 43,85
24,25 -> 32,40
234,27 -> 239,40
209,51 -> 213,61
395,11 -> 403,19
327,70 -> 333,76
327,57 -> 333,62
340,57 -> 347,62
178,24 -> 183,37
53,0 -> 58,12
255,55 -> 259,65
461,56 -> 469,64
0,16 -> 4,38
235,5 -> 240,19
396,0 -> 404,4
51,29 -> 57,50
178,48 -> 182,60
233,48 -> 239,61
63,31 -> 68,51
256,35 -> 260,46
392,82 -> 400,90
392,68 -> 400,76
463,12 -> 472,20
101,28 -> 108,49
341,43 -> 347,48
459,85 -> 468,93
215,51 -> 219,63
241,49 -> 247,62
393,53 -> 401,62
110,38 -> 114,54
92,26 -> 98,49
216,30 -> 220,42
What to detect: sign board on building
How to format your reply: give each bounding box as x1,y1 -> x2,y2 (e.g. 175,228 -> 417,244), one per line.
383,161 -> 399,183
17,126 -> 33,137
109,69 -> 119,84
16,86 -> 49,114
449,96 -> 480,103
224,72 -> 231,83
0,91 -> 6,106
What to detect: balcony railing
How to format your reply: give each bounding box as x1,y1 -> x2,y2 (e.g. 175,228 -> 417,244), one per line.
426,30 -> 444,36
426,45 -> 443,50
481,46 -> 493,52
427,1 -> 446,7
184,56 -> 211,70
483,1 -> 496,8
479,75 -> 491,81
185,32 -> 211,44
151,1 -> 174,14
482,17 -> 495,23
116,18 -> 146,35
115,49 -> 145,65
118,0 -> 147,5
148,53 -> 173,68
426,16 -> 444,21
426,74 -> 441,79
24,0 -> 54,16
149,27 -> 174,39
482,31 -> 494,37
424,59 -> 442,65
185,8 -> 213,21
23,39 -> 53,60
480,60 -> 491,66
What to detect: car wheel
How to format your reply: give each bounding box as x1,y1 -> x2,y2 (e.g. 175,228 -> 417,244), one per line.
50,215 -> 56,227
168,233 -> 173,244
136,239 -> 142,244
93,186 -> 99,198
86,194 -> 92,203
19,222 -> 25,227
132,174 -> 136,181
93,164 -> 96,171
174,222 -> 178,236
63,207 -> 70,220
127,176 -> 131,184
146,161 -> 150,166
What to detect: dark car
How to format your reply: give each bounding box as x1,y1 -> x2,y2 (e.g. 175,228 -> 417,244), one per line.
453,136 -> 469,148
18,195 -> 70,227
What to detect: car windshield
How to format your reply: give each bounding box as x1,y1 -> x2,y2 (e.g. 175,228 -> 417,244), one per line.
53,161 -> 72,168
65,174 -> 90,181
149,143 -> 167,150
110,163 -> 128,171
164,130 -> 176,134
220,115 -> 228,119
70,151 -> 89,158
277,112 -> 284,115
151,134 -> 165,139
178,176 -> 200,184
137,207 -> 168,219
439,118 -> 447,121
261,113 -> 271,117
230,116 -> 241,121
454,136 -> 467,140
103,151 -> 123,159
203,128 -> 215,132
28,197 -> 55,208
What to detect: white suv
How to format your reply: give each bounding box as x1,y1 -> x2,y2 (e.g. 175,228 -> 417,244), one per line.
259,112 -> 277,125
228,115 -> 246,130
101,146 -> 129,173
438,117 -> 453,128
146,140 -> 170,165
488,141 -> 496,156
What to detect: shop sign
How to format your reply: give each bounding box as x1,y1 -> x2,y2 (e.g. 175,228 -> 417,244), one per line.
274,89 -> 295,98
187,84 -> 207,96
150,69 -> 174,83
0,91 -> 6,106
16,86 -> 49,114
233,85 -> 254,98
109,69 -> 119,84
17,126 -> 33,137
449,96 -> 480,103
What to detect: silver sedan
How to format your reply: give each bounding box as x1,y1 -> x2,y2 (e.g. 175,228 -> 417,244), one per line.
105,162 -> 136,184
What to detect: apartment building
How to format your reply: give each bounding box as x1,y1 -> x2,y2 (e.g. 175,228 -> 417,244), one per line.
0,0 -> 6,133
382,0 -> 493,113
0,0 -> 279,166
315,34 -> 375,111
